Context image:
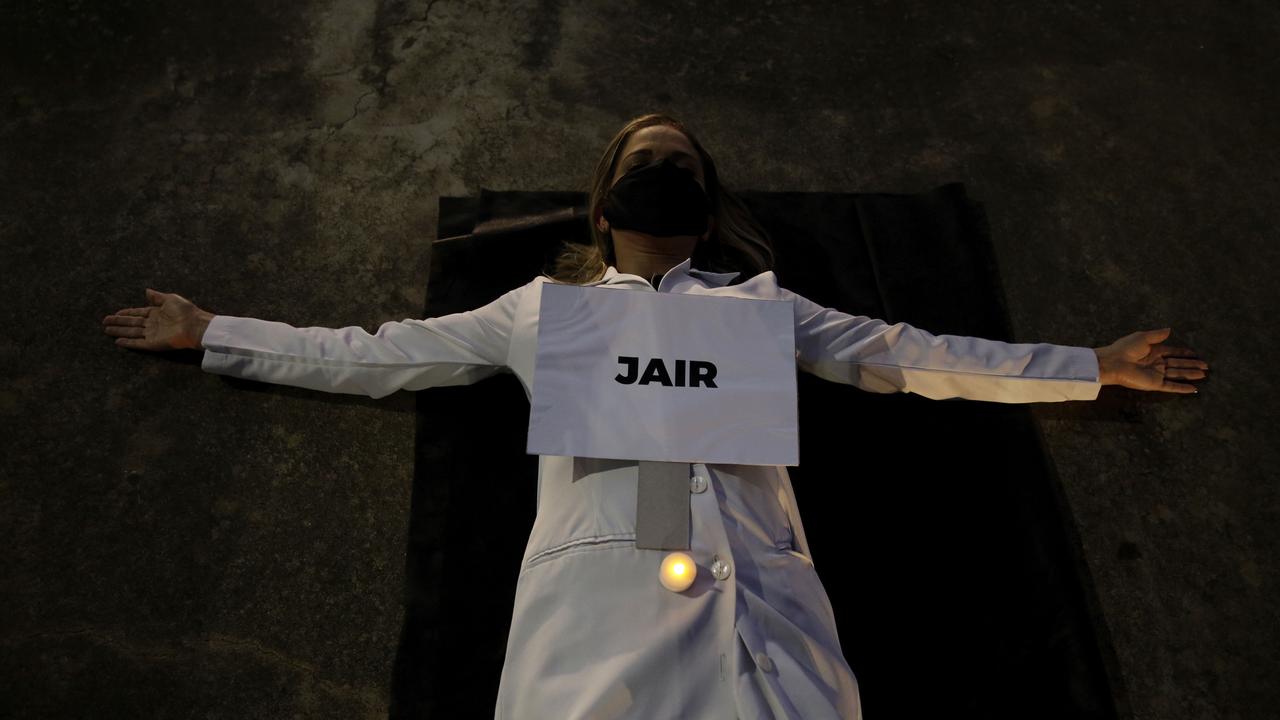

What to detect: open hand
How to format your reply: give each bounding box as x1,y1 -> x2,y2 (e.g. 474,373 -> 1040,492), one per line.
1094,328 -> 1208,394
102,288 -> 208,351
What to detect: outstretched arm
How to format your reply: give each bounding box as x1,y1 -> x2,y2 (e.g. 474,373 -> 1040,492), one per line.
198,281 -> 530,399
783,285 -> 1104,403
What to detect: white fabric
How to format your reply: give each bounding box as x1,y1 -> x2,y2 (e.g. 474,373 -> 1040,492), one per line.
200,257 -> 1102,719
529,281 -> 798,465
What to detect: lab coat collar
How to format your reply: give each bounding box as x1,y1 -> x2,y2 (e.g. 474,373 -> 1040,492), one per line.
587,257 -> 741,289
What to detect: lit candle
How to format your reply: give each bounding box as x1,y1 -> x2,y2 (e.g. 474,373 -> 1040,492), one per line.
659,551 -> 697,592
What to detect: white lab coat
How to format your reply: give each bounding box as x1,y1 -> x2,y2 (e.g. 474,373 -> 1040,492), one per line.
200,257 -> 1102,719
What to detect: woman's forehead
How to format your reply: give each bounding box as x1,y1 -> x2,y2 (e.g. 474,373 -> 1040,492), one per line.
621,126 -> 697,157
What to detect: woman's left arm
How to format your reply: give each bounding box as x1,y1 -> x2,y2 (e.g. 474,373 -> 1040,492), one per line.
1092,327 -> 1209,394
780,280 -> 1209,402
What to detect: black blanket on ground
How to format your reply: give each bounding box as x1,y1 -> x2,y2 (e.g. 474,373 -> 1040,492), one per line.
388,183 -> 1122,720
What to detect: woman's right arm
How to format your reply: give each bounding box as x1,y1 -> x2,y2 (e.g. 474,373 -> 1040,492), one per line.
105,283 -> 530,399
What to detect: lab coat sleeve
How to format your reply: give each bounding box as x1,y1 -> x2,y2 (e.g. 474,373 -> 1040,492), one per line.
781,285 -> 1102,403
199,281 -> 527,399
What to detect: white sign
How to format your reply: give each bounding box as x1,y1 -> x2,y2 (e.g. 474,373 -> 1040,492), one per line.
527,282 -> 799,466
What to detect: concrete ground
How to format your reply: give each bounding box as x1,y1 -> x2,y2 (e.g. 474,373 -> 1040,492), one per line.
2,1 -> 1275,718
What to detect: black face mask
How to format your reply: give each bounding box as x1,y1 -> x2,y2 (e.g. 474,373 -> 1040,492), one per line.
602,156 -> 710,238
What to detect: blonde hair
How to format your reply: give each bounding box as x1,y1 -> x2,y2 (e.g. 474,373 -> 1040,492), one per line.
545,113 -> 775,285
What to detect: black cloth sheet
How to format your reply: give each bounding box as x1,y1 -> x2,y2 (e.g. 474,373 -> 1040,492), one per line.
385,184 -> 1121,720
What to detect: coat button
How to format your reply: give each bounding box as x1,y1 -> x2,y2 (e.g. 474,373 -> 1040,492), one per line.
754,652 -> 774,673
690,474 -> 707,494
710,556 -> 731,581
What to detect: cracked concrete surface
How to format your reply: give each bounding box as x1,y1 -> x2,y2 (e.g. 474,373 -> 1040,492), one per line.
2,0 -> 1277,718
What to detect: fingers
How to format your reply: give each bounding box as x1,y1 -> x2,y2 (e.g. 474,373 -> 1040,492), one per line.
103,323 -> 145,338
105,296 -> 165,351
1160,362 -> 1204,393
103,308 -> 151,323
102,313 -> 146,326
102,314 -> 146,345
109,329 -> 163,350
1154,344 -> 1209,365
113,336 -> 160,351
102,312 -> 146,345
